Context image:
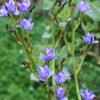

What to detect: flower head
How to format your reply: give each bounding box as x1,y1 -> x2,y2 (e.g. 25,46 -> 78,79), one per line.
55,72 -> 69,84
56,86 -> 66,99
40,48 -> 55,62
37,65 -> 52,81
77,1 -> 90,13
0,5 -> 8,16
81,89 -> 96,100
19,18 -> 33,31
17,0 -> 30,13
5,0 -> 19,15
82,32 -> 98,45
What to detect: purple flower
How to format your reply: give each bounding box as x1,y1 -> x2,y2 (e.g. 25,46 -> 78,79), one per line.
17,0 -> 30,13
0,5 -> 8,16
55,72 -> 68,84
40,48 -> 55,62
18,18 -> 34,31
82,32 -> 98,45
81,90 -> 96,100
5,0 -> 19,15
37,65 -> 52,81
77,1 -> 90,13
56,86 -> 66,99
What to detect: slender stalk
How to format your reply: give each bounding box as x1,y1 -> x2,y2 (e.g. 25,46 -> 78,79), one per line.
9,15 -> 37,75
51,18 -> 55,84
9,15 -> 20,39
51,13 -> 56,100
51,62 -> 56,100
44,83 -> 52,100
55,35 -> 61,48
74,72 -> 81,100
72,31 -> 82,100
76,55 -> 86,75
52,22 -> 55,47
76,45 -> 87,75
19,32 -> 37,74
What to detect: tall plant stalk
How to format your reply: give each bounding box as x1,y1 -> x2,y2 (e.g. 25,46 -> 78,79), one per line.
72,30 -> 82,100
9,15 -> 37,75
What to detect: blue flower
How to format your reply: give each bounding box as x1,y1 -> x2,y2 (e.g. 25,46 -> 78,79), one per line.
0,5 -> 8,16
82,32 -> 98,45
5,0 -> 19,15
81,89 -> 96,100
37,65 -> 52,81
40,48 -> 55,62
55,72 -> 69,84
17,0 -> 30,13
56,86 -> 66,99
18,18 -> 34,31
77,1 -> 90,13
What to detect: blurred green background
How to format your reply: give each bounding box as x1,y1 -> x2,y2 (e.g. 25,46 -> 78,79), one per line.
0,0 -> 100,100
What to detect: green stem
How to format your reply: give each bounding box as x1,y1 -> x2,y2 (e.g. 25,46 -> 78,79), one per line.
76,55 -> 86,75
76,45 -> 87,75
51,18 -> 55,83
9,15 -> 20,39
9,15 -> 37,75
55,35 -> 61,48
51,14 -> 56,100
45,83 -> 52,100
72,31 -> 82,100
52,22 -> 55,47
19,32 -> 37,74
51,60 -> 55,85
74,72 -> 81,100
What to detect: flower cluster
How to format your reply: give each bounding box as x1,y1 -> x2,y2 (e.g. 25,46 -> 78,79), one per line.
37,48 -> 69,99
38,48 -> 55,81
35,35 -> 98,99
0,0 -> 98,99
0,0 -> 33,31
37,37 -> 98,99
0,0 -> 30,16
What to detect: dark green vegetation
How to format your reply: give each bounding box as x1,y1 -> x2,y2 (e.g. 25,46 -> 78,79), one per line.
0,0 -> 100,100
